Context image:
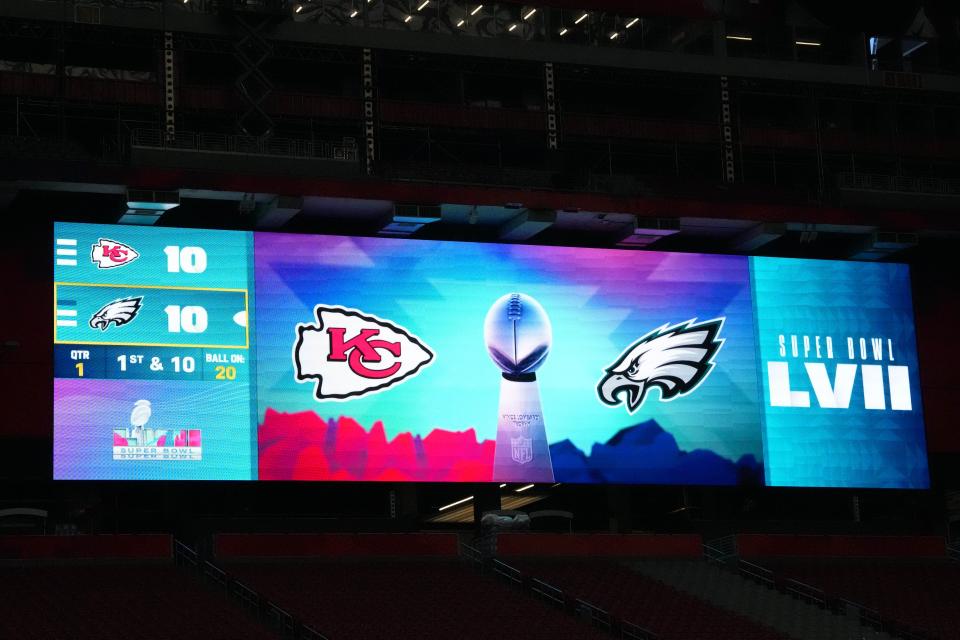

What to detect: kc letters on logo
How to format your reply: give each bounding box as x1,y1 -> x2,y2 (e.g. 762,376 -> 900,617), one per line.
293,305 -> 434,400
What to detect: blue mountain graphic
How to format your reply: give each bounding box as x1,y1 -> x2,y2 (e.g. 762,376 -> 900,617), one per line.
550,420 -> 763,486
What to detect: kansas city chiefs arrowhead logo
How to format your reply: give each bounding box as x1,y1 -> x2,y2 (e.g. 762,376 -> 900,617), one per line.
293,305 -> 434,401
598,318 -> 724,414
92,238 -> 139,269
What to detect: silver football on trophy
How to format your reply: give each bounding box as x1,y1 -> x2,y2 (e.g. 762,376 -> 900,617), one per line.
484,293 -> 552,375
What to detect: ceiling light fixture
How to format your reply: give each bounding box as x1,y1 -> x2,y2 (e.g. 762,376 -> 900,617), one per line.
470,4 -> 482,15
726,34 -> 752,41
574,12 -> 588,24
609,31 -> 619,40
795,40 -> 822,47
417,0 -> 429,10
626,17 -> 639,28
558,27 -> 568,36
508,23 -> 517,31
294,4 -> 303,13
456,18 -> 465,27
349,8 -> 358,17
438,495 -> 474,511
515,484 -> 535,492
404,14 -> 412,22
523,8 -> 536,20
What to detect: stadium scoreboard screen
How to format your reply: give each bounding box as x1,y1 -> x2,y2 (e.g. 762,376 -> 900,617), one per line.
54,226 -> 255,478
53,222 -> 929,488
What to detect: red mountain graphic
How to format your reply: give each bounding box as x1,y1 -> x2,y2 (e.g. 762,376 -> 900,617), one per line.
258,409 -> 494,482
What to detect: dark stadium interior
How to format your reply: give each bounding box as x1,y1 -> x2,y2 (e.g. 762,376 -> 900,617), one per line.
2,1 -> 960,639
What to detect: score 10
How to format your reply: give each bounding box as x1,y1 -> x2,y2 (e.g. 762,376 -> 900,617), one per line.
57,346 -> 247,382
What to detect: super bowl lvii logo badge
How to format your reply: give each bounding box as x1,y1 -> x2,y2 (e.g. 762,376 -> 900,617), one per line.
598,318 -> 724,413
293,305 -> 434,400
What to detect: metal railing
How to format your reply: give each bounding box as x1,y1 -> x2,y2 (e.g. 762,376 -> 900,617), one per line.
948,545 -> 960,562
459,541 -> 484,568
131,128 -> 358,162
475,551 -> 657,639
621,620 -> 659,640
726,553 -> 936,640
702,534 -> 737,565
838,171 -> 960,196
738,559 -> 776,589
530,577 -> 565,607
173,539 -> 199,568
491,558 -> 523,585
173,539 -> 330,640
575,599 -> 613,631
783,577 -> 828,608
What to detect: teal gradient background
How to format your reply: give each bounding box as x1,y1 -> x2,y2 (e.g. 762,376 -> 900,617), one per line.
751,257 -> 928,488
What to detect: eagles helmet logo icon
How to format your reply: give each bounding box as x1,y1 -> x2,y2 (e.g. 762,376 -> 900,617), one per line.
598,318 -> 725,413
89,296 -> 143,331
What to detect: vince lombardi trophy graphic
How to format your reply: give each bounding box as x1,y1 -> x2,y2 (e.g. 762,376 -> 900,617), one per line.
484,293 -> 554,483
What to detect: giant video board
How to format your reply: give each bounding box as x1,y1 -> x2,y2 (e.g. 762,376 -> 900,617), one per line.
53,222 -> 929,487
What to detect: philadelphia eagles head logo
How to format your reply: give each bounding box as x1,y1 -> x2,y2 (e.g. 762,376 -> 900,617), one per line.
597,318 -> 724,414
89,296 -> 143,331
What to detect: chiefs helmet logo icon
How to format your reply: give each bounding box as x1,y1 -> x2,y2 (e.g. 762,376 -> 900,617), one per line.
91,238 -> 140,269
293,305 -> 434,401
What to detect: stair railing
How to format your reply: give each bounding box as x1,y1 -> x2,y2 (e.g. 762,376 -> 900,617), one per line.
947,544 -> 960,563
782,577 -> 828,608
738,559 -> 776,588
479,552 -> 658,639
491,558 -> 523,585
735,556 -> 936,640
173,538 -> 331,640
530,577 -> 565,607
459,541 -> 484,569
702,534 -> 737,565
574,599 -> 613,631
621,620 -> 658,640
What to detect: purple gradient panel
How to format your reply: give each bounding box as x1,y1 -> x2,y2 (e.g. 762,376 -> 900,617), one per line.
54,378 -> 253,480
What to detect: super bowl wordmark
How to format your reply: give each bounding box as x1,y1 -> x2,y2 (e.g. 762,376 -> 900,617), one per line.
598,318 -> 725,414
767,334 -> 912,411
293,305 -> 434,401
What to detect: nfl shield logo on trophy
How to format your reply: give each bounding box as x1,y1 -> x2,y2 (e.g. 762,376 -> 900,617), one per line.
511,437 -> 533,465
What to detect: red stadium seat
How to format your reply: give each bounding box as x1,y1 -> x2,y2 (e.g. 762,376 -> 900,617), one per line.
507,559 -> 789,640
0,564 -> 275,640
224,559 -> 608,640
765,558 -> 960,640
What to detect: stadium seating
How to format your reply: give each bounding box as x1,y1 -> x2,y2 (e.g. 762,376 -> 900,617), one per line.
224,559 -> 609,640
630,558 -> 895,640
505,558 -> 788,640
0,564 -> 275,640
765,558 -> 960,640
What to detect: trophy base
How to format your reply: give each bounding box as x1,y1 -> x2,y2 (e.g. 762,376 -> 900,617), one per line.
492,377 -> 554,483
